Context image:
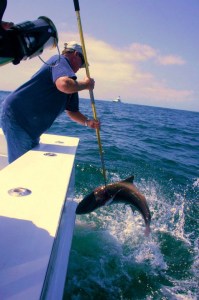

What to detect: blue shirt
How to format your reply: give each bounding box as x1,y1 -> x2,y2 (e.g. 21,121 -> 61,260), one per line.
3,55 -> 79,139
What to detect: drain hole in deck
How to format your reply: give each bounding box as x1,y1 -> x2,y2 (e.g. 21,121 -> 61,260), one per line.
8,187 -> 32,197
44,152 -> 57,156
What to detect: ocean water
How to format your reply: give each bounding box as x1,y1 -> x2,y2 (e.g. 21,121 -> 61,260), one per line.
0,91 -> 198,299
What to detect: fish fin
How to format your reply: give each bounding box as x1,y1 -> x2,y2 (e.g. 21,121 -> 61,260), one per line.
121,176 -> 134,183
111,188 -> 124,202
104,197 -> 114,206
130,205 -> 136,213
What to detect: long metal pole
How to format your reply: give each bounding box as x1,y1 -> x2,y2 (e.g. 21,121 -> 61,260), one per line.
73,0 -> 107,185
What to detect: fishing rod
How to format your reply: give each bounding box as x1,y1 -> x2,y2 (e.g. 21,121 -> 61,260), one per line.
73,0 -> 107,186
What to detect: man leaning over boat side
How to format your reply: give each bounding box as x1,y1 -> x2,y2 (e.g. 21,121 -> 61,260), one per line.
1,41 -> 100,163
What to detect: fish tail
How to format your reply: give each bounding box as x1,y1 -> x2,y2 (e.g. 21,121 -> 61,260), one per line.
144,225 -> 151,237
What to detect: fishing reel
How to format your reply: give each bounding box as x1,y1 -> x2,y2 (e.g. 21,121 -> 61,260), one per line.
0,16 -> 58,66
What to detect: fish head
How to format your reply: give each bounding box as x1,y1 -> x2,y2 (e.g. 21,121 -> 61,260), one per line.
76,185 -> 114,214
94,185 -> 113,205
76,191 -> 96,214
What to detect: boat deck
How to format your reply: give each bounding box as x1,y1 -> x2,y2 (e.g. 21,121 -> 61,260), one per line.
0,129 -> 79,299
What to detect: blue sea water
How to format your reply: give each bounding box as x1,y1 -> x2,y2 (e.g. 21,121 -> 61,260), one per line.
0,91 -> 198,299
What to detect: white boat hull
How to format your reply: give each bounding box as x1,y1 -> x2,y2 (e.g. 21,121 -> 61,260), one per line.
0,129 -> 79,299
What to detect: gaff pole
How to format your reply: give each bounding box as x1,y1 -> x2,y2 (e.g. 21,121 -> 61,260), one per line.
73,0 -> 107,185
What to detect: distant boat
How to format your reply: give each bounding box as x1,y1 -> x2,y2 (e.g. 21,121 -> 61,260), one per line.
113,96 -> 121,103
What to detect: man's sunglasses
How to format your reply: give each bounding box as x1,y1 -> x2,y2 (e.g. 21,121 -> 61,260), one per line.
77,52 -> 85,66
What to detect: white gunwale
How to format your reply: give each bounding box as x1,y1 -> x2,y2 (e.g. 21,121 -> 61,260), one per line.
0,128 -> 79,299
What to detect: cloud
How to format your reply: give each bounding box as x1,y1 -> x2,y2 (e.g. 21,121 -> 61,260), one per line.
71,34 -> 192,104
125,43 -> 157,61
157,55 -> 185,65
0,31 -> 193,109
123,42 -> 185,66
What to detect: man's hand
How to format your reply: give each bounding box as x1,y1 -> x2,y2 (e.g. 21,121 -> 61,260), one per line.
67,111 -> 100,130
1,21 -> 14,29
84,76 -> 95,90
86,119 -> 100,129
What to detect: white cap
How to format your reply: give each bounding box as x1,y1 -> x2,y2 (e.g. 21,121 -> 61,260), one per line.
64,41 -> 85,68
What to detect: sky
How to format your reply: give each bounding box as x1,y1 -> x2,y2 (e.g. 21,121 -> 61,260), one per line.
1,0 -> 199,112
